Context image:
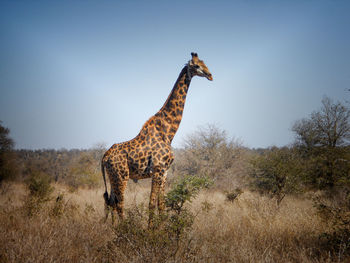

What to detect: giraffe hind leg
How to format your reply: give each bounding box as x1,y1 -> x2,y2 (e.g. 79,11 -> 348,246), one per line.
105,155 -> 129,224
104,185 -> 126,223
110,191 -> 119,224
114,178 -> 128,220
104,190 -> 117,223
106,176 -> 128,223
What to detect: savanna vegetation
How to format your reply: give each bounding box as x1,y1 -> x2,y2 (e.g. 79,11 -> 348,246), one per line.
1,96 -> 350,262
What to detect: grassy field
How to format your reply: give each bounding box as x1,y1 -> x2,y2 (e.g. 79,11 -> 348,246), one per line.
0,181 -> 343,262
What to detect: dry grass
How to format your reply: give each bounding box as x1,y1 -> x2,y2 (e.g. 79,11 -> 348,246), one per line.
0,182 -> 344,262
189,192 -> 325,262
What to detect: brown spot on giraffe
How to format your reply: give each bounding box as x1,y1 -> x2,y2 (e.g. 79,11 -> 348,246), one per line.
101,52 -> 213,227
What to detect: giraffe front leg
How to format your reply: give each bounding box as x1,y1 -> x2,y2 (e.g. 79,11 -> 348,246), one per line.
158,172 -> 167,214
149,174 -> 163,228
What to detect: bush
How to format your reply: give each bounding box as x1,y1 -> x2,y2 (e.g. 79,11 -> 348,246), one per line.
249,147 -> 302,205
314,190 -> 350,260
68,152 -> 101,189
165,175 -> 213,214
26,172 -> 53,200
24,172 -> 53,216
164,175 -> 213,249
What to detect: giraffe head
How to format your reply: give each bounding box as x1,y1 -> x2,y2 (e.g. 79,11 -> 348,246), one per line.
188,52 -> 213,81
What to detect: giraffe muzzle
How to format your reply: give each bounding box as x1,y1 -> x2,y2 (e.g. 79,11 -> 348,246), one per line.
206,74 -> 213,81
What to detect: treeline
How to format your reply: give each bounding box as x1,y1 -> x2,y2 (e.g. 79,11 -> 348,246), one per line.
1,96 -> 350,197
1,146 -> 106,190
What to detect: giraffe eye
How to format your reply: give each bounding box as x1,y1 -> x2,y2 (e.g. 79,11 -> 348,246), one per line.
194,65 -> 200,69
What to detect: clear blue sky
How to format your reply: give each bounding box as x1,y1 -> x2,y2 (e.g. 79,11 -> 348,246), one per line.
1,0 -> 350,149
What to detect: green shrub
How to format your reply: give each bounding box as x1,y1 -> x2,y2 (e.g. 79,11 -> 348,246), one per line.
165,175 -> 213,214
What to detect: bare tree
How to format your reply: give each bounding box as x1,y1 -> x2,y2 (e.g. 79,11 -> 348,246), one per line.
173,124 -> 249,190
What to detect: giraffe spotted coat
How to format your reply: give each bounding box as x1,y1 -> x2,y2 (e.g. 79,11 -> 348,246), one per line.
101,53 -> 213,226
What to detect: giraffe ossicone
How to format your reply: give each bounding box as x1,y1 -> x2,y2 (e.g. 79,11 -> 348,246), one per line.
101,53 -> 212,226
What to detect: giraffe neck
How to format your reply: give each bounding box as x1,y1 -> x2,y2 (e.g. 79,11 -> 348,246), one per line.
156,65 -> 192,143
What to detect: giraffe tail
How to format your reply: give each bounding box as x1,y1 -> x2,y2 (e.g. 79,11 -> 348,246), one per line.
101,160 -> 109,206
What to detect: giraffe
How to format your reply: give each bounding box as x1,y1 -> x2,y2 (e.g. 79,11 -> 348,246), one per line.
101,52 -> 213,226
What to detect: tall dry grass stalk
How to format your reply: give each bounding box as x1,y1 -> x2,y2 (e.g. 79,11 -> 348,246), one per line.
0,182 -> 344,262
